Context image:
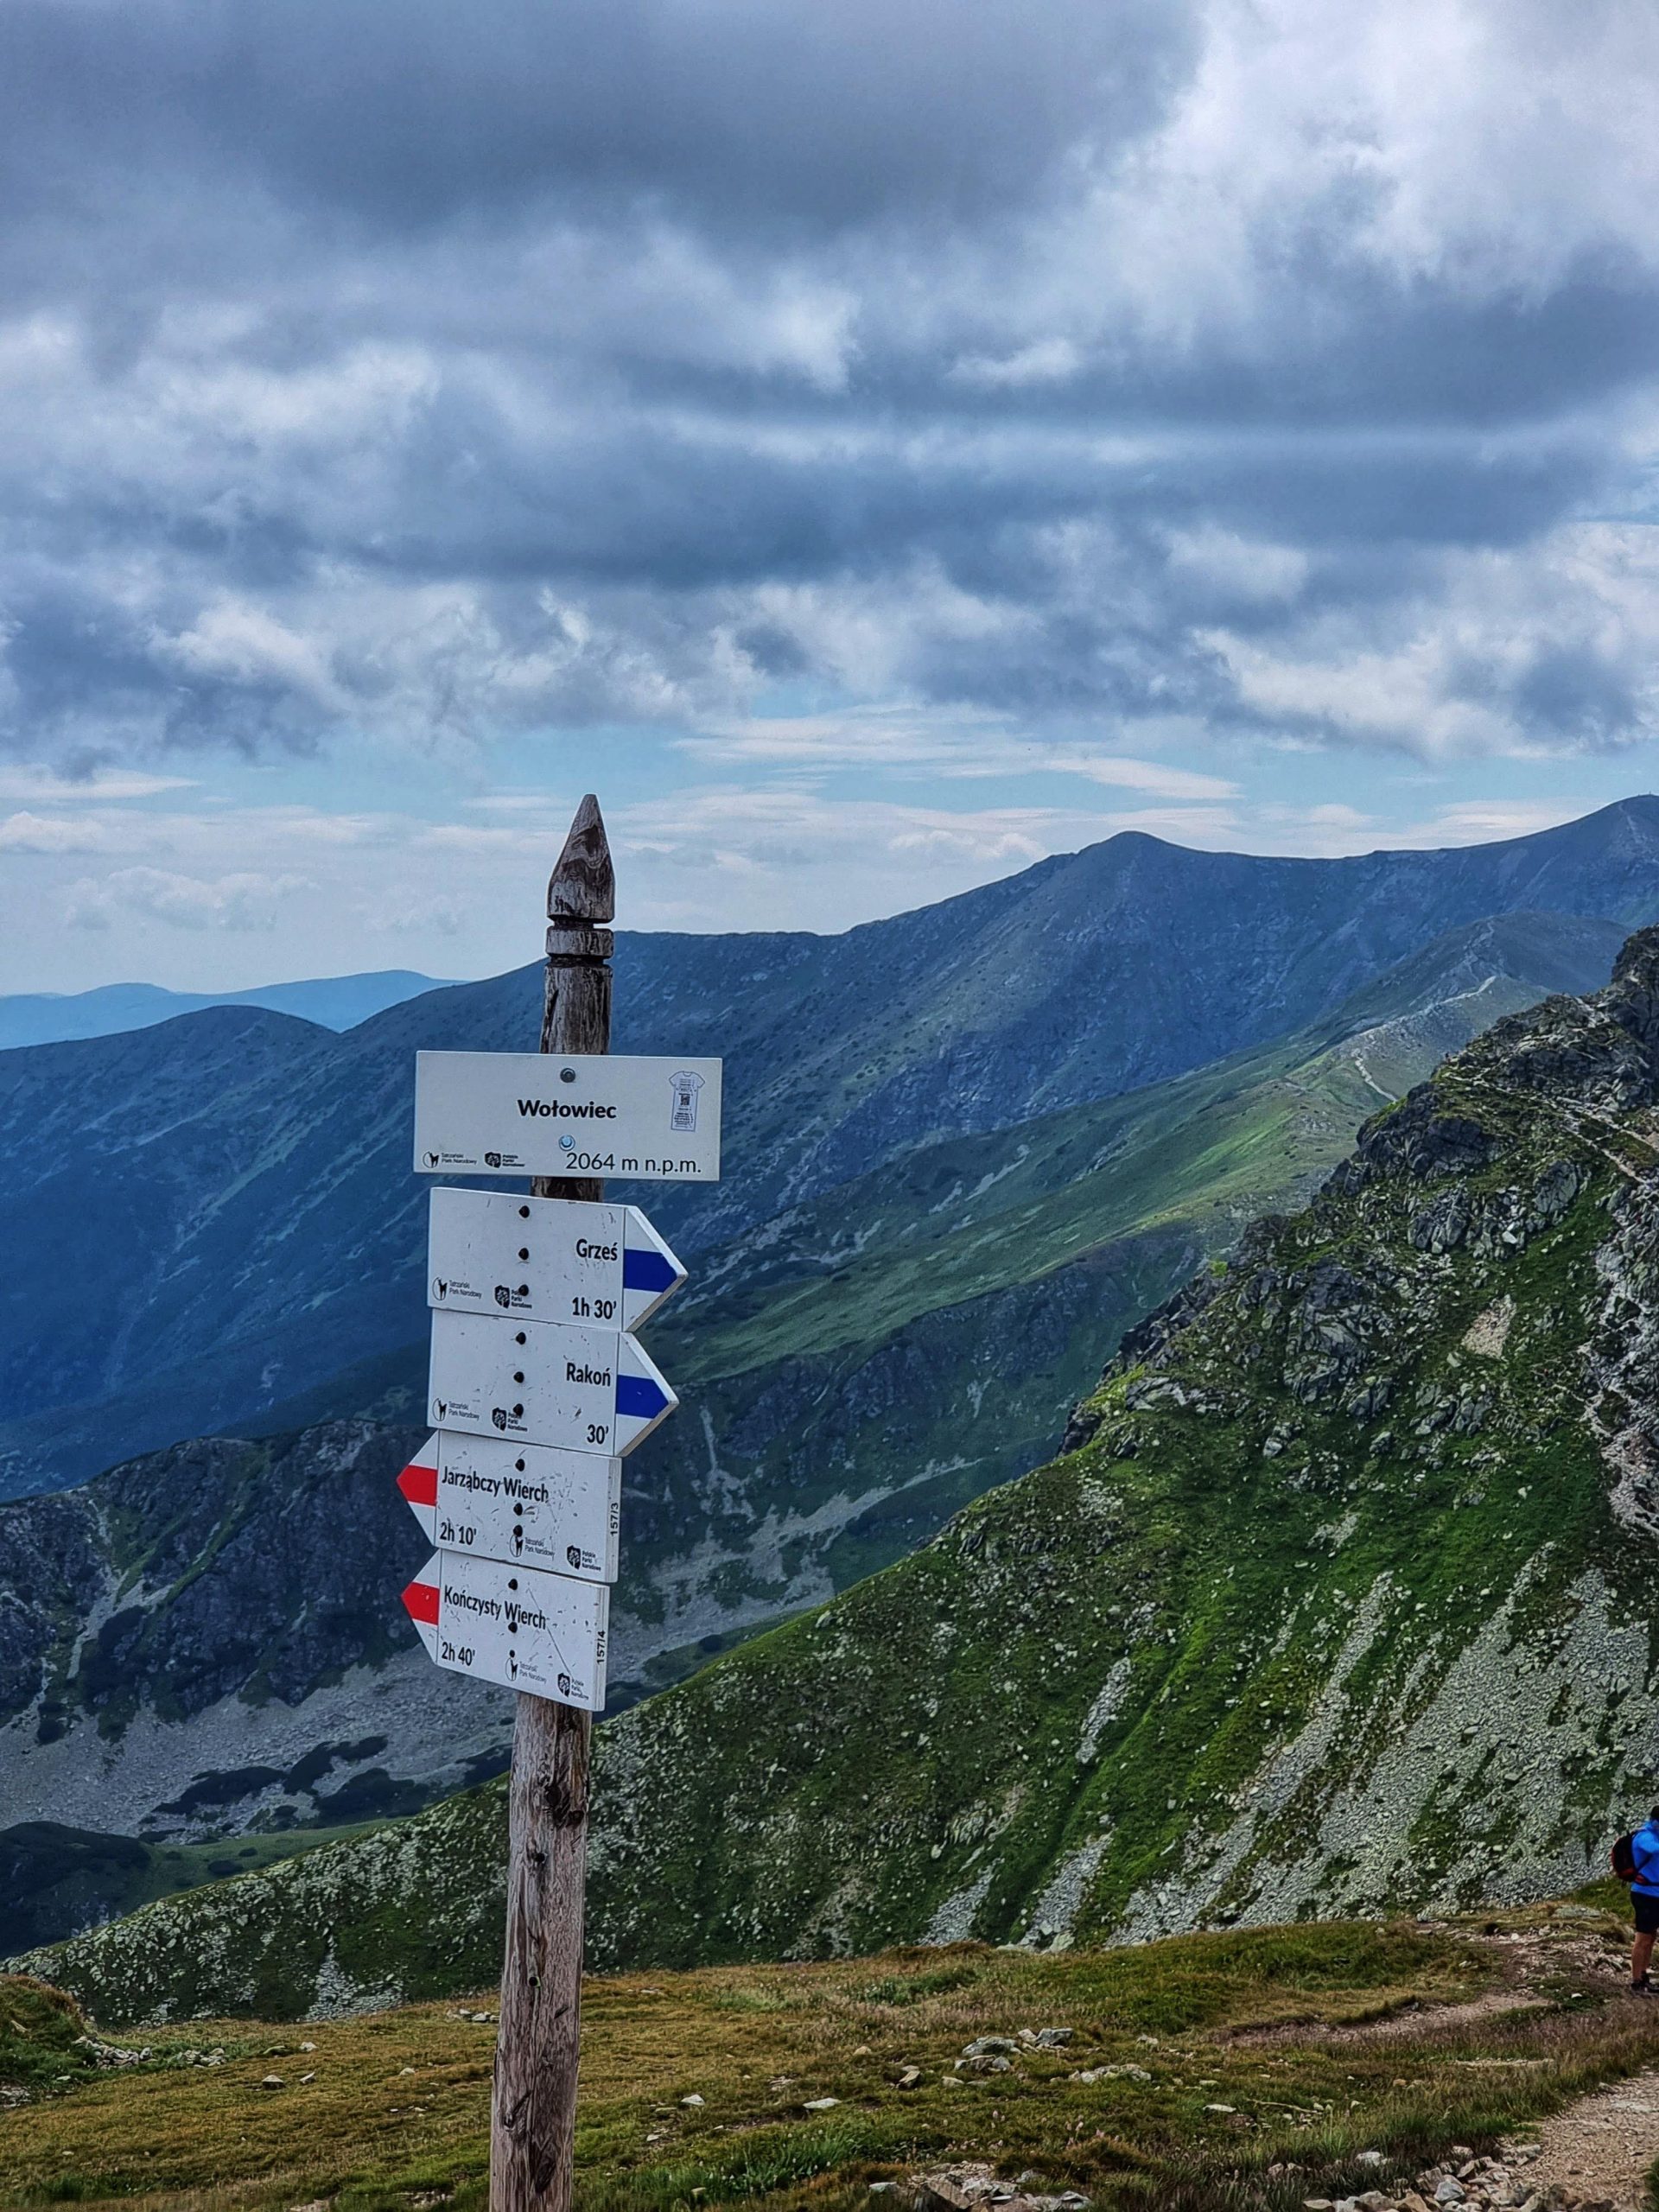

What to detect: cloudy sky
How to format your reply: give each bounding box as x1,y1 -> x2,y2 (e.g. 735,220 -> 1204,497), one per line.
3,0 -> 1659,990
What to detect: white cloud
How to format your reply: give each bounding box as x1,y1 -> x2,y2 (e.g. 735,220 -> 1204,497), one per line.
67,866 -> 313,932
1037,753 -> 1238,799
1389,798 -> 1593,849
0,811 -> 113,853
687,708 -> 1239,798
949,338 -> 1082,389
1205,524 -> 1659,760
0,766 -> 196,802
1164,524 -> 1308,607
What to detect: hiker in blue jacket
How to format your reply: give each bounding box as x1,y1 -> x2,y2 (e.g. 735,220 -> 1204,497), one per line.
1629,1808 -> 1659,1993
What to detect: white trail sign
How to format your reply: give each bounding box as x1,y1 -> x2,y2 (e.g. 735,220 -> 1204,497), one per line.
427,1188 -> 684,1332
397,1432 -> 621,1582
427,1308 -> 677,1456
414,1051 -> 721,1182
403,1549 -> 608,1707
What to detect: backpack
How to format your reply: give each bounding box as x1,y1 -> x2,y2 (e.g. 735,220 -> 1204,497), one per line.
1614,1832 -> 1640,1882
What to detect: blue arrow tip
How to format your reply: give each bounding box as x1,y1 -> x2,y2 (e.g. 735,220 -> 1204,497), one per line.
616,1373 -> 671,1421
623,1246 -> 679,1294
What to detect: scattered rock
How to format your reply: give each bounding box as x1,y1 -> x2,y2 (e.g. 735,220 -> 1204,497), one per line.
962,2037 -> 1018,2058
260,2074 -> 284,2090
1035,2028 -> 1074,2048
681,2094 -> 704,2107
804,2096 -> 840,2111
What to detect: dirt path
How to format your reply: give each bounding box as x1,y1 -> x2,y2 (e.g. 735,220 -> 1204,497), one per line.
1510,2067 -> 1659,2209
1231,1992 -> 1554,2048
1348,1993 -> 1552,2044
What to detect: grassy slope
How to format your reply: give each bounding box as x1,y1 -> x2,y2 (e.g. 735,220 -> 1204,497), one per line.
4,924 -> 1627,1992
5,1906 -> 1659,2212
662,952 -> 1580,1384
583,1058 -> 1647,1972
19,1007 -> 1653,2026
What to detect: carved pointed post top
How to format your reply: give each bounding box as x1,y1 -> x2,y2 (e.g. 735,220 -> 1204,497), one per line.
537,794 -> 613,1119
548,793 -> 613,925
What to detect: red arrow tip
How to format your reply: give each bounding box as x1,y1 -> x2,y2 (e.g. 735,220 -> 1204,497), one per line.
403,1577 -> 440,1627
397,1457 -> 438,1509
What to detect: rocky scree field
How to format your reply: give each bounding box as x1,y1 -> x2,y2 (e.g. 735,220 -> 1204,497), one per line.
10,1900 -> 1659,2212
21,928 -> 1659,2026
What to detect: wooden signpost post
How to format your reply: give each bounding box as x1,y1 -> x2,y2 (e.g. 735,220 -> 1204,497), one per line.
493,792 -> 613,2212
406,793 -> 720,2212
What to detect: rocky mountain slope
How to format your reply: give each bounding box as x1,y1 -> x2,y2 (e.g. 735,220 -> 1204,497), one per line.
7,801 -> 1659,1503
29,922 -> 1659,2022
0,912 -> 1621,1894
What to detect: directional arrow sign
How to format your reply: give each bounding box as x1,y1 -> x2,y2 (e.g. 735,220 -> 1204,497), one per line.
427,1189 -> 685,1333
403,1549 -> 608,1709
414,1051 -> 721,1182
397,1432 -> 621,1583
427,1309 -> 677,1456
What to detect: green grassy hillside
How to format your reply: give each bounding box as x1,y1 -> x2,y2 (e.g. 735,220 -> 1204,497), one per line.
5,913 -> 1613,1909
19,929 -> 1659,2026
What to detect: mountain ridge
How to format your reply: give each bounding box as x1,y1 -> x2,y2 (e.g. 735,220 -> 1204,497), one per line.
0,906 -> 1630,1917
26,918 -> 1659,2019
8,802 -> 1659,1500
0,969 -> 453,1050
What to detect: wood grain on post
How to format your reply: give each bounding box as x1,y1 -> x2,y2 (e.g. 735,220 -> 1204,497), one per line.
490,792 -> 613,2212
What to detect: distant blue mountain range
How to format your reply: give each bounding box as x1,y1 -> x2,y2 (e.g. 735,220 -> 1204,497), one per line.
0,970 -> 454,1050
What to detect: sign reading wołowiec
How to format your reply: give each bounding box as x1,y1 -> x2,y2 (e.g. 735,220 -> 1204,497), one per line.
414,1051 -> 721,1182
428,1308 -> 677,1456
397,1431 -> 621,1583
427,1188 -> 685,1333
403,1548 -> 608,1707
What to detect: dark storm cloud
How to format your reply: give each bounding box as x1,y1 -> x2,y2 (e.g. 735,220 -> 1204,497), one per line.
0,0 -> 1656,765
0,0 -> 1185,245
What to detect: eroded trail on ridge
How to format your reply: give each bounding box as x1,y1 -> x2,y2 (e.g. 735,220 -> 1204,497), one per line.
1512,2068 -> 1659,2209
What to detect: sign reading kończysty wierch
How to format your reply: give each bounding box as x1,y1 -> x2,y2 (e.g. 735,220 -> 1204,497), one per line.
404,1048 -> 715,1710
404,1548 -> 608,1709
414,1051 -> 721,1181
